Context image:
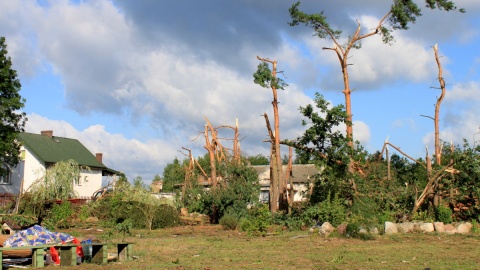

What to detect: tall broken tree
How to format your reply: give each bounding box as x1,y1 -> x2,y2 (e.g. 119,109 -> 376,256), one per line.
180,147 -> 208,197
289,1 -> 464,151
379,44 -> 456,216
254,56 -> 288,213
201,117 -> 242,187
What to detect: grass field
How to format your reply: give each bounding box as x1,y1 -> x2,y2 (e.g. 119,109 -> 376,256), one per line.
60,225 -> 480,270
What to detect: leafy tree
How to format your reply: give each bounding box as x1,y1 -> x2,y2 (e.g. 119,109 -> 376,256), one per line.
152,174 -> 161,183
21,160 -> 84,217
30,160 -> 83,201
0,37 -> 27,176
246,154 -> 269,166
438,140 -> 480,220
133,176 -> 146,190
184,159 -> 260,223
253,58 -> 288,212
116,173 -> 129,186
162,158 -> 186,192
283,93 -> 356,204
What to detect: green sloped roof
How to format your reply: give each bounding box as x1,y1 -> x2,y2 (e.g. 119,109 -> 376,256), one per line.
18,132 -> 106,169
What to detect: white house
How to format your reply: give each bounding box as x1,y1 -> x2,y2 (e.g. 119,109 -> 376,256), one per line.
251,164 -> 320,203
0,130 -> 119,198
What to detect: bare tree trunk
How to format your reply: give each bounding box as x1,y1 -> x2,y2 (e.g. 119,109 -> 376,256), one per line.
258,56 -> 287,213
203,124 -> 217,187
320,14 -> 391,151
386,146 -> 390,181
433,44 -> 446,165
264,113 -> 280,213
181,147 -> 195,197
411,161 -> 453,215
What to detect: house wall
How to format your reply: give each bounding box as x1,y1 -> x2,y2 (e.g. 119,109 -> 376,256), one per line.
74,169 -> 103,198
0,145 -> 45,194
255,167 -> 312,202
1,146 -> 102,198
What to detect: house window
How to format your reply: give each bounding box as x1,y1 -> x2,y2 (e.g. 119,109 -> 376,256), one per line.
75,176 -> 82,186
0,172 -> 11,185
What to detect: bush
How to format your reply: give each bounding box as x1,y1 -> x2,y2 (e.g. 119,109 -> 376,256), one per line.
50,202 -> 73,228
152,205 -> 180,229
412,210 -> 435,222
302,194 -> 346,227
435,205 -> 453,223
219,213 -> 239,230
346,223 -> 375,241
240,204 -> 272,236
181,160 -> 260,223
91,188 -> 179,230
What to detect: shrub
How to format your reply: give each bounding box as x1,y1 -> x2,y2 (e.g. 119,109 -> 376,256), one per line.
346,223 -> 375,241
219,213 -> 239,230
412,210 -> 435,222
435,205 -> 453,223
91,188 -> 179,230
50,201 -> 73,228
240,204 -> 272,236
152,204 -> 180,229
302,193 -> 346,227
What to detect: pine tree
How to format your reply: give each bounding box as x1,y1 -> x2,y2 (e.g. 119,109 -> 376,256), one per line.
0,37 -> 27,176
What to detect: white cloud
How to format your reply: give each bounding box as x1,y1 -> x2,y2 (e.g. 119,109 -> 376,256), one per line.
25,113 -> 179,182
422,81 -> 480,148
353,120 -> 371,146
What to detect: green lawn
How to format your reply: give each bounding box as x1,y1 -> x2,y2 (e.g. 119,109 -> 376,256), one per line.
61,225 -> 480,270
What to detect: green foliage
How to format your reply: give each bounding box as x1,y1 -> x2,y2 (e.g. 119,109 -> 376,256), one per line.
219,213 -> 239,230
133,176 -> 147,190
245,154 -> 269,165
302,193 -> 346,227
162,158 -> 186,192
30,160 -> 83,202
183,160 -> 260,223
345,223 -> 376,241
50,201 -> 73,223
289,2 -> 342,40
289,1 -> 463,46
412,210 -> 435,222
272,213 -> 304,231
18,160 -> 84,218
471,219 -> 479,234
284,93 -> 357,205
253,62 -> 288,90
115,219 -> 133,238
116,173 -> 129,186
78,204 -> 91,222
435,205 -> 453,223
0,37 -> 27,177
239,204 -> 272,236
152,204 -> 180,229
92,186 -> 179,230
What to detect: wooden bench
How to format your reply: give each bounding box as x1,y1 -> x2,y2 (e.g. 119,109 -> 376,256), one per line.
0,242 -> 134,269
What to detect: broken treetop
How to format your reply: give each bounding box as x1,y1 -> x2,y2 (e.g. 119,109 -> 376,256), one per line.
18,132 -> 106,169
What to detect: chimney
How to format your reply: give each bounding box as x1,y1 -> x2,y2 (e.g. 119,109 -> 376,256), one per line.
96,153 -> 103,164
41,130 -> 53,138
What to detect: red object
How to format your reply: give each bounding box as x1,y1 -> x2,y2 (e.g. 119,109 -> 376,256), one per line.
73,238 -> 84,258
50,247 -> 60,265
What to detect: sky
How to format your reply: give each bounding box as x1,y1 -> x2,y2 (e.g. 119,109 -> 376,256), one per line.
1,0 -> 479,184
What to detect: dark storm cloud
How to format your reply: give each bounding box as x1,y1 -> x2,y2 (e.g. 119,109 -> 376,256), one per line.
113,0 -> 390,77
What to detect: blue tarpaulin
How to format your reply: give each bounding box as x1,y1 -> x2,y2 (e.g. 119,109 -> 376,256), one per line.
3,225 -> 74,247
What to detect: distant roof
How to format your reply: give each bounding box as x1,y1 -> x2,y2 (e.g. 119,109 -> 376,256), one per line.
19,132 -> 106,169
251,164 -> 320,183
